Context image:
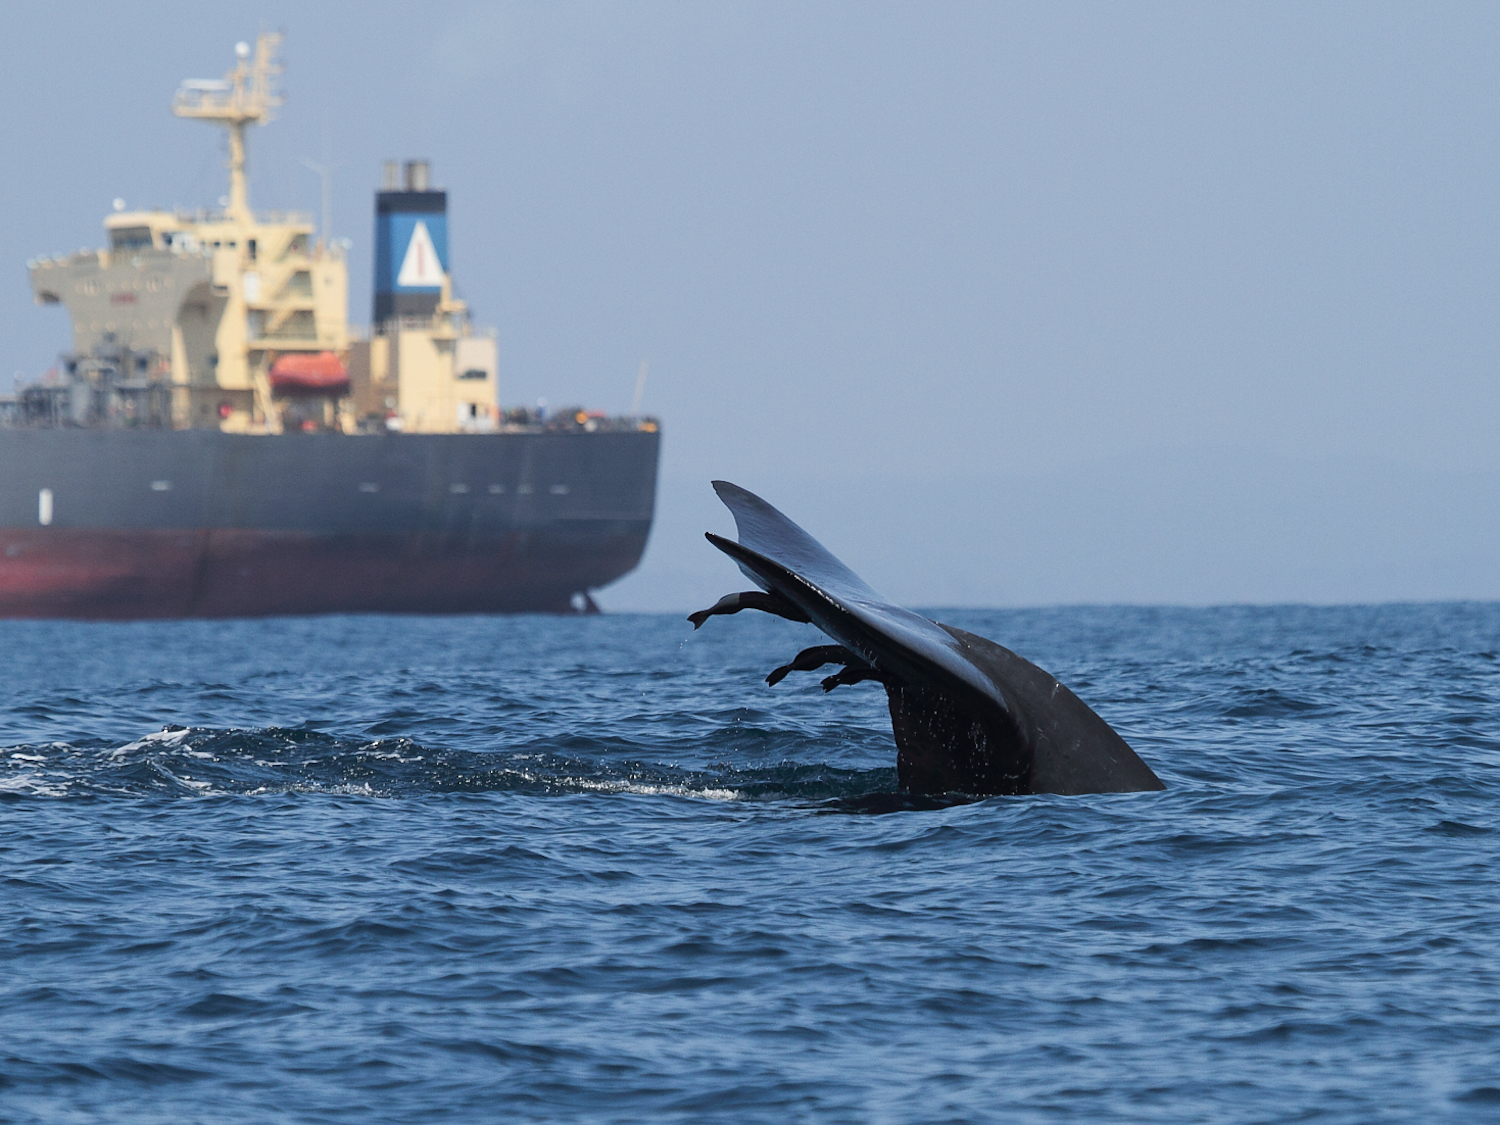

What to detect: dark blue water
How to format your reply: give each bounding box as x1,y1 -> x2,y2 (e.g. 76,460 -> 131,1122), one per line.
4,604 -> 1500,1123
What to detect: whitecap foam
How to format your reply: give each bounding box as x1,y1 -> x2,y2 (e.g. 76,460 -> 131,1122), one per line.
244,781 -> 382,798
0,774 -> 70,797
111,727 -> 193,757
570,777 -> 742,801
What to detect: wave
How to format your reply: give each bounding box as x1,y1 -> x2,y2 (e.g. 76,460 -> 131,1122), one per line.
0,725 -> 899,805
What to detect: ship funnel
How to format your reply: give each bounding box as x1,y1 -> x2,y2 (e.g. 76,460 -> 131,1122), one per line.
373,159 -> 448,325
382,161 -> 400,190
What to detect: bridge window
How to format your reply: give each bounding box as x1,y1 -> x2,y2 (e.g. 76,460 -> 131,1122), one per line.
110,227 -> 154,250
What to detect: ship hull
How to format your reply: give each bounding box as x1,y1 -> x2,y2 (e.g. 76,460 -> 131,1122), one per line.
0,429 -> 658,619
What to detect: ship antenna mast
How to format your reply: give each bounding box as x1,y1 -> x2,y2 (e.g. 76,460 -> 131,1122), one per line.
172,32 -> 283,221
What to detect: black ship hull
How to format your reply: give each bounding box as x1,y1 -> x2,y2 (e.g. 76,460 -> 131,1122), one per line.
0,429 -> 658,618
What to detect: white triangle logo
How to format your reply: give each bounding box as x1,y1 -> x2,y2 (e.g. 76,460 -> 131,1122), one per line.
397,220 -> 445,287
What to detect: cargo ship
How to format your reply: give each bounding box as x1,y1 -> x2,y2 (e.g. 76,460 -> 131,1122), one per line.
1,34 -> 659,618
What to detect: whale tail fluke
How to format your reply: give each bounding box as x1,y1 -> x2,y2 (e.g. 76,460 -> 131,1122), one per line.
694,481 -> 1166,798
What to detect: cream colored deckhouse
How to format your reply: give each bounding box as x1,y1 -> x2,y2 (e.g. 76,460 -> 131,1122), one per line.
26,33 -> 497,435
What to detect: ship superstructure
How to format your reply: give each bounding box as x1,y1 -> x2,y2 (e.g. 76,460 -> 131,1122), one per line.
0,34 -> 658,619
27,34 -> 350,433
23,33 -> 500,439
345,159 -> 499,435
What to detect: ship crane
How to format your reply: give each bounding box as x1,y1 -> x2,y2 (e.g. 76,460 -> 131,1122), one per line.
171,33 -> 283,221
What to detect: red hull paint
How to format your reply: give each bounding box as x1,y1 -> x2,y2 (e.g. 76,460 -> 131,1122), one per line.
0,528 -> 646,619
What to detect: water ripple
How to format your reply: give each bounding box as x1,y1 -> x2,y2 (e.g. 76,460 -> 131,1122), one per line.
0,606 -> 1497,1124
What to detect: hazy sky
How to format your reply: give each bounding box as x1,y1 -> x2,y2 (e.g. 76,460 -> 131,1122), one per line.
3,3 -> 1497,610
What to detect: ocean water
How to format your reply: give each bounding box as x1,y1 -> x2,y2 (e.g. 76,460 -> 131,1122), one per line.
3,603 -> 1500,1124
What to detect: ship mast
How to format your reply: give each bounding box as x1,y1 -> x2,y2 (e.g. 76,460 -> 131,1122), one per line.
171,32 -> 283,221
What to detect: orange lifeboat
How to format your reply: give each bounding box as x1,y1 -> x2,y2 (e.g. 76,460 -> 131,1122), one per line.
268,352 -> 349,397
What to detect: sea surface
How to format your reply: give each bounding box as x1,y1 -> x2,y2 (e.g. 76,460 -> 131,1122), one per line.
3,603 -> 1500,1124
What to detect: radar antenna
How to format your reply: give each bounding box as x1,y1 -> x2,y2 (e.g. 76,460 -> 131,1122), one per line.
171,32 -> 283,221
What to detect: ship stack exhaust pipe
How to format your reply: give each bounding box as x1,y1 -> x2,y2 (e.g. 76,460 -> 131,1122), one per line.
373,158 -> 447,326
